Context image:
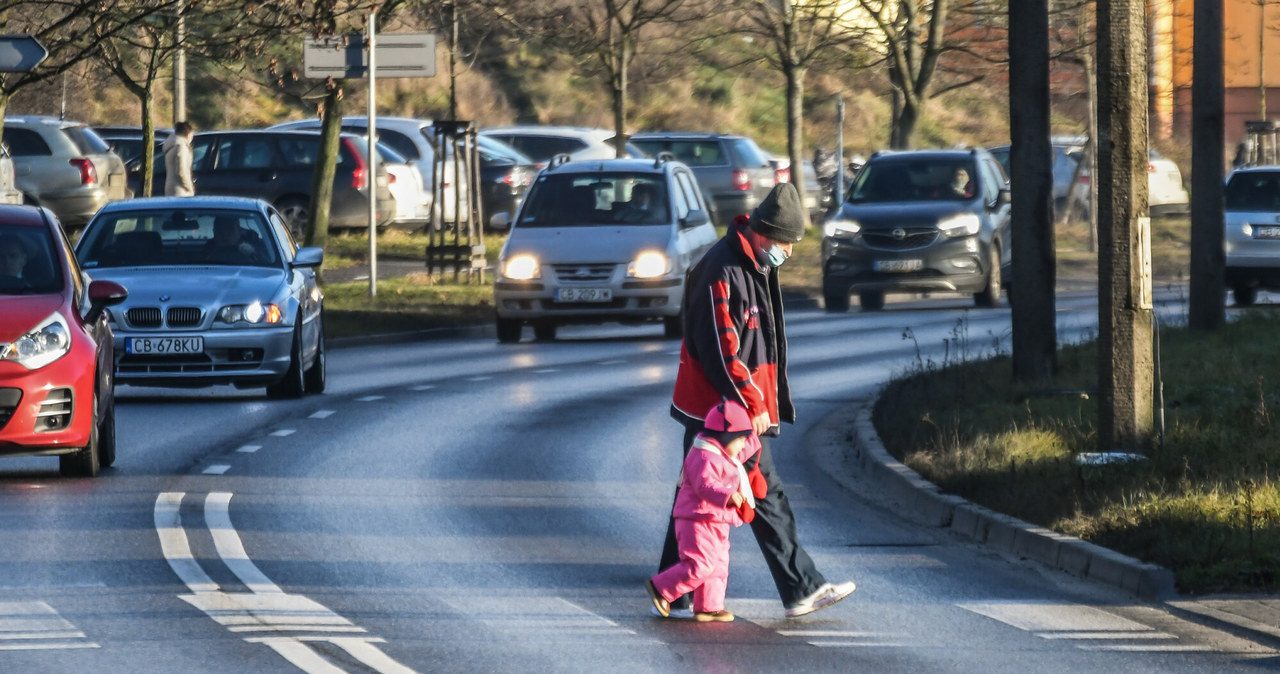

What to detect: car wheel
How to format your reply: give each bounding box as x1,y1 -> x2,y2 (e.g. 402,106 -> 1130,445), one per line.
1234,284 -> 1258,307
304,323 -> 326,394
975,244 -> 1002,308
823,279 -> 850,313
533,321 -> 557,342
496,318 -> 522,343
60,393 -> 101,478
663,314 -> 683,339
98,399 -> 117,469
267,322 -> 306,399
859,291 -> 885,312
276,197 -> 310,241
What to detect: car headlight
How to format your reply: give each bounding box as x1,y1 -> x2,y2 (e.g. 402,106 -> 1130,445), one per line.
218,302 -> 283,325
823,218 -> 861,238
938,212 -> 981,237
0,312 -> 71,370
628,251 -> 670,279
502,254 -> 541,280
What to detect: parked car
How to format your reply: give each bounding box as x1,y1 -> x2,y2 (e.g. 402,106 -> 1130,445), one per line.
479,126 -> 645,163
987,143 -> 1080,215
494,154 -> 718,342
0,205 -> 128,476
93,125 -> 171,164
629,132 -> 778,226
3,116 -> 129,227
0,144 -> 23,205
376,142 -> 432,229
130,129 -> 393,238
821,148 -> 1012,312
74,196 -> 325,397
1223,166 -> 1280,306
476,135 -> 537,230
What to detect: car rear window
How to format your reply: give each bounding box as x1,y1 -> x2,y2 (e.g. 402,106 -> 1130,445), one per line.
518,172 -> 669,227
0,223 -> 63,295
848,158 -> 980,203
3,128 -> 52,157
729,138 -> 770,168
631,139 -> 726,167
77,209 -> 279,268
61,126 -> 112,155
1226,172 -> 1280,211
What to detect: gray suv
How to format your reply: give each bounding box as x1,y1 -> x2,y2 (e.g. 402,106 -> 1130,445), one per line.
629,132 -> 777,226
821,149 -> 1011,312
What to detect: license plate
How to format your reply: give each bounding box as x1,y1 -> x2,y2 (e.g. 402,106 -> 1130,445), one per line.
126,336 -> 204,355
874,259 -> 923,272
556,287 -> 612,303
1254,226 -> 1280,239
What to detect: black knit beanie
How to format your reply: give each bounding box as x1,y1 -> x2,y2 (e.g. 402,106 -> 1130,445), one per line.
748,182 -> 806,243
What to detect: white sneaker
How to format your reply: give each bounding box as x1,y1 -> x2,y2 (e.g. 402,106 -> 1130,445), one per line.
784,581 -> 856,618
651,604 -> 695,620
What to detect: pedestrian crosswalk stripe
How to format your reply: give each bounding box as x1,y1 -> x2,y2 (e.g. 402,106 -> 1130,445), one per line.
442,597 -> 654,643
956,600 -> 1203,652
0,601 -> 98,651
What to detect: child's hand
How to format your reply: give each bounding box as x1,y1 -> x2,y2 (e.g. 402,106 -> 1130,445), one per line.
731,492 -> 744,507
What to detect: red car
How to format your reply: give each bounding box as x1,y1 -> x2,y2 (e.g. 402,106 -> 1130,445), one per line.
0,205 -> 127,476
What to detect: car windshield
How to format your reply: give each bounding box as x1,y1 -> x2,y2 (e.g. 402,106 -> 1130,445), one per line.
518,173 -> 668,227
847,158 -> 979,203
1226,172 -> 1280,211
77,209 -> 280,269
0,224 -> 63,295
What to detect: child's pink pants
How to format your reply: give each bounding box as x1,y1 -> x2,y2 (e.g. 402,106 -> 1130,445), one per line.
650,518 -> 730,613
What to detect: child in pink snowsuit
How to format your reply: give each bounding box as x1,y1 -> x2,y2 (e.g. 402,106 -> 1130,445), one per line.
646,400 -> 763,623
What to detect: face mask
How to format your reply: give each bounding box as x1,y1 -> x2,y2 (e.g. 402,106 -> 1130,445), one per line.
762,243 -> 790,268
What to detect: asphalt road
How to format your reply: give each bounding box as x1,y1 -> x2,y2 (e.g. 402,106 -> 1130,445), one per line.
0,289 -> 1274,672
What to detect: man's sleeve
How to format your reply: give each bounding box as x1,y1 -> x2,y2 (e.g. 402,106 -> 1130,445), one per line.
686,270 -> 765,415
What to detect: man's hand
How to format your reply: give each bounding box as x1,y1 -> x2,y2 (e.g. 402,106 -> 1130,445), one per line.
751,411 -> 771,436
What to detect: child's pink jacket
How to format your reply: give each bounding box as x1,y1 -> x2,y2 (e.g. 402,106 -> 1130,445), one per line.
671,434 -> 761,525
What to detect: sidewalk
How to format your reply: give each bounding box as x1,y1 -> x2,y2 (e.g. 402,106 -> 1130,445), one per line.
809,401 -> 1280,651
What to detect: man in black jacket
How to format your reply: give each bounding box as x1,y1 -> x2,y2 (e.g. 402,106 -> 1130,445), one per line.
657,182 -> 856,619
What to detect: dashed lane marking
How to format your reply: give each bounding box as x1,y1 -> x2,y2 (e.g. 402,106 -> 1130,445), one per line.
356,395 -> 385,402
203,465 -> 231,475
408,385 -> 435,391
236,445 -> 262,453
270,429 -> 296,437
308,410 -> 335,419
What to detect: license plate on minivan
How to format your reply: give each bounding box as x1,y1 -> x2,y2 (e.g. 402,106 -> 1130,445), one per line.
556,287 -> 612,303
874,259 -> 923,273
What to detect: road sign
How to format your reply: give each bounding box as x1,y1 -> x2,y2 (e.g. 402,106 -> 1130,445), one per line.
304,33 -> 435,79
0,35 -> 47,72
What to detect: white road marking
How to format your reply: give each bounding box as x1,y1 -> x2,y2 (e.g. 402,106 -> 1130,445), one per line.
443,597 -> 654,644
408,385 -> 435,391
309,410 -> 336,419
270,429 -> 296,437
154,492 -> 417,673
533,368 -> 559,374
357,395 -> 385,402
466,376 -> 491,382
957,600 -> 1202,653
0,601 -> 98,651
203,465 -> 231,475
236,445 -> 262,453
596,360 -> 626,365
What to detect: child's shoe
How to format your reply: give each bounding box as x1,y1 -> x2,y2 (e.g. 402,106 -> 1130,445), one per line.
694,609 -> 734,623
645,580 -> 670,618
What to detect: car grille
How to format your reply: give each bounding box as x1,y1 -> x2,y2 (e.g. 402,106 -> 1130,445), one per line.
36,388 -> 73,433
552,264 -> 615,283
0,388 -> 20,431
126,306 -> 203,328
862,227 -> 940,251
167,307 -> 203,328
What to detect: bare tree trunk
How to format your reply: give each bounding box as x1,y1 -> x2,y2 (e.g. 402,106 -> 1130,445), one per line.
785,63 -> 809,225
139,85 -> 157,197
310,83 -> 343,254
1009,0 -> 1057,382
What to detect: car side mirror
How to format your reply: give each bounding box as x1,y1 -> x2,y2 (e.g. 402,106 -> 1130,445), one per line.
681,209 -> 710,228
489,211 -> 512,231
85,279 -> 128,324
292,247 -> 324,268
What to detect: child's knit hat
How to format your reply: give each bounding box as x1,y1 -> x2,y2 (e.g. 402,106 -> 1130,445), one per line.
704,400 -> 753,448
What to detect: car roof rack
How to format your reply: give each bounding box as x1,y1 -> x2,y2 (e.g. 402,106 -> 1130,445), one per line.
548,153 -> 572,169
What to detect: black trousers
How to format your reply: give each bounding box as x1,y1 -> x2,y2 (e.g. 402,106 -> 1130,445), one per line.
657,423 -> 827,609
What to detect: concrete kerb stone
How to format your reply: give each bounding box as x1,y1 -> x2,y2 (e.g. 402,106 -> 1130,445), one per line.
842,401 -> 1178,602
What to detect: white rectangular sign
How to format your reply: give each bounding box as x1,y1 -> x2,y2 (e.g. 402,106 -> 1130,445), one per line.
304,33 -> 436,79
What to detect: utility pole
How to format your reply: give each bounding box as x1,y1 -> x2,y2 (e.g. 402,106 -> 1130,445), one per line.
173,0 -> 186,123
1190,0 -> 1225,331
1009,0 -> 1057,382
1096,0 -> 1154,453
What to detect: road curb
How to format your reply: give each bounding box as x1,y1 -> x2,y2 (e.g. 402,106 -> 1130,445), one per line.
813,400 -> 1178,602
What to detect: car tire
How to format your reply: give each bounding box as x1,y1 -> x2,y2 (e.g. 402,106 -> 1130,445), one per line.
276,197 -> 310,241
496,318 -> 522,343
1234,284 -> 1258,307
304,323 -> 326,394
60,393 -> 101,478
663,314 -> 683,339
533,321 -> 557,342
975,244 -> 1002,308
859,291 -> 885,312
267,321 -> 307,399
823,280 -> 850,313
98,399 -> 117,469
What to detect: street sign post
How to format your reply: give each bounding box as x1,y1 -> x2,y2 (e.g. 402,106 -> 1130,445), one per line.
0,34 -> 47,72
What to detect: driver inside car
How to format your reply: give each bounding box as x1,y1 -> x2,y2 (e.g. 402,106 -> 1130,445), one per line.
0,234 -> 28,281
204,216 -> 260,264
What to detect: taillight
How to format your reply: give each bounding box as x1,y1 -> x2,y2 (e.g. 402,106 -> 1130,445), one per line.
70,158 -> 97,186
732,169 -> 751,191
1078,174 -> 1091,185
344,139 -> 368,190
774,167 -> 790,184
1147,162 -> 1156,173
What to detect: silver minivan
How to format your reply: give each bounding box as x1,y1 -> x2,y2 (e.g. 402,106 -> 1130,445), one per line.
493,155 -> 717,342
1224,166 -> 1280,306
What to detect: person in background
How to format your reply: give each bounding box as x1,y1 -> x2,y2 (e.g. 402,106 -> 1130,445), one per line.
164,121 -> 195,197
